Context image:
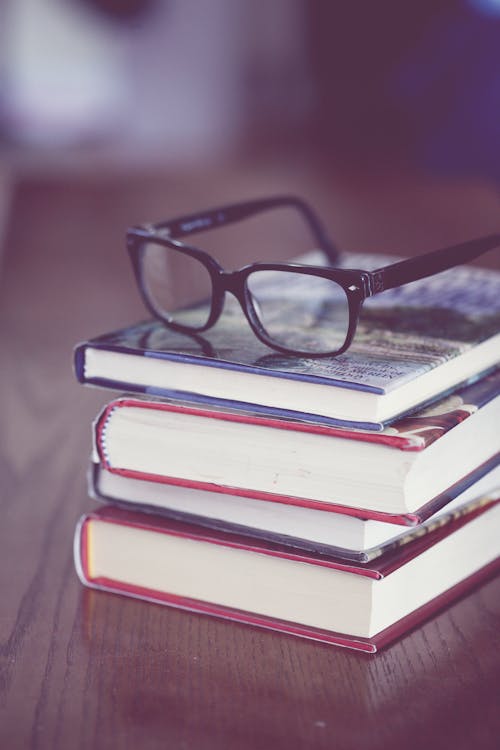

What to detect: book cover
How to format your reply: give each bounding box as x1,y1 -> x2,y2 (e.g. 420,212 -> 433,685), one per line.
74,253 -> 500,430
74,503 -> 500,653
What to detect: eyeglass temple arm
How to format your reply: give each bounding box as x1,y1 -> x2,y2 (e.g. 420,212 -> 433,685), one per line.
155,196 -> 340,264
369,234 -> 500,294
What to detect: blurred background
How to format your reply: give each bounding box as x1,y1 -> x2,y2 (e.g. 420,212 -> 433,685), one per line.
0,0 -> 499,340
1,0 -> 499,174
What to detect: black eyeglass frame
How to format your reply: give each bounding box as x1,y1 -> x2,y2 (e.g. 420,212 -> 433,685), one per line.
126,195 -> 499,357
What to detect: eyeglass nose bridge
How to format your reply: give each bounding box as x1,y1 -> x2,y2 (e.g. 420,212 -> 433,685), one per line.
217,268 -> 266,339
219,268 -> 248,302
217,268 -> 262,327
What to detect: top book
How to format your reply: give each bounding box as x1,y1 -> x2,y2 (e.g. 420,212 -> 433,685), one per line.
75,251 -> 500,430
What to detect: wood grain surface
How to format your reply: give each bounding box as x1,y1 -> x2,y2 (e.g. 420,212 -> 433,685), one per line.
1,164 -> 499,750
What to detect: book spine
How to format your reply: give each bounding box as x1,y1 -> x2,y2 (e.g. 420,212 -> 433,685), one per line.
73,514 -> 90,587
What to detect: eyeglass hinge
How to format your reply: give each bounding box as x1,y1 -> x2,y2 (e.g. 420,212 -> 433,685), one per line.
129,224 -> 157,239
132,225 -> 172,240
365,271 -> 385,296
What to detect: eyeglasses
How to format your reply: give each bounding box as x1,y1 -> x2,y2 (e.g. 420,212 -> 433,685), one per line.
127,195 -> 499,357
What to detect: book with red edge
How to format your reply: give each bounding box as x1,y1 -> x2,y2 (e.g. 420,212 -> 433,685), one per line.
74,500 -> 500,653
90,462 -> 500,562
93,371 -> 500,522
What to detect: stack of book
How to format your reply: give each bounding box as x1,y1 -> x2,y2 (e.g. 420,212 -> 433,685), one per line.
73,252 -> 500,653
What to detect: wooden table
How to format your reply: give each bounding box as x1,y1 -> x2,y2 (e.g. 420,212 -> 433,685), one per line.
1,160 -> 499,750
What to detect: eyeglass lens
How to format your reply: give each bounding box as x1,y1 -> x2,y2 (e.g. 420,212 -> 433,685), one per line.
141,242 -> 213,328
245,269 -> 350,354
141,243 -> 351,353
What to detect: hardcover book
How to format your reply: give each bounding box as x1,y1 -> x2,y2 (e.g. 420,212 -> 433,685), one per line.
93,371 -> 500,519
74,500 -> 500,653
91,462 -> 500,562
75,253 -> 500,430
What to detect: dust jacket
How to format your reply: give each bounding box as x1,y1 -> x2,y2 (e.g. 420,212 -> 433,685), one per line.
75,253 -> 500,430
